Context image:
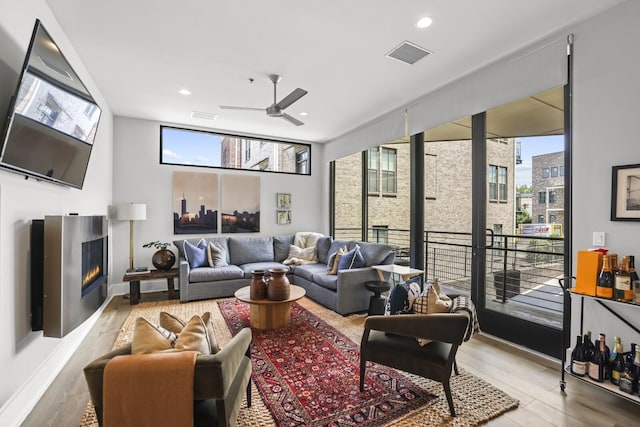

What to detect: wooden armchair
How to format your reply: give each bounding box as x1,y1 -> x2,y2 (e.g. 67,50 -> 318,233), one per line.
84,328 -> 252,427
359,312 -> 470,416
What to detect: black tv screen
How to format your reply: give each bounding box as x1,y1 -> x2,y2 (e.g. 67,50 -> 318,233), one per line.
0,19 -> 101,189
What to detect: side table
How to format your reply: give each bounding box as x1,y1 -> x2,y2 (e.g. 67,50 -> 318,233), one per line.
122,268 -> 179,305
364,281 -> 391,316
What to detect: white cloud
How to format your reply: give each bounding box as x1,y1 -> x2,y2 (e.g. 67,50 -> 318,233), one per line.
162,149 -> 181,160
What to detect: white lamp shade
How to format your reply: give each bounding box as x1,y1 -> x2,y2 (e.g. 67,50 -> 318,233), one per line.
117,203 -> 147,221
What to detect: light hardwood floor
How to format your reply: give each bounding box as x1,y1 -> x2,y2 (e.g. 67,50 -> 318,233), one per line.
23,292 -> 640,426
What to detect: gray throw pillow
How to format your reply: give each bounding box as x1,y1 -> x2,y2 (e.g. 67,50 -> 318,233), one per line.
207,241 -> 228,268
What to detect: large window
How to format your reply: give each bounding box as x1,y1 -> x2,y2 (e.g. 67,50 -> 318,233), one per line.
368,146 -> 396,195
549,190 -> 557,204
160,126 -> 311,175
489,165 -> 508,202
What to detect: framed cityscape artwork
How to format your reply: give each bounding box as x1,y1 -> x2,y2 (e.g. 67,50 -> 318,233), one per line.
221,174 -> 260,233
172,171 -> 218,234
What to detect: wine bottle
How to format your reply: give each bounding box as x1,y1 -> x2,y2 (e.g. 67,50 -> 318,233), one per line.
571,335 -> 587,376
628,256 -> 639,302
588,334 -> 606,382
583,331 -> 595,364
597,255 -> 614,299
634,345 -> 640,393
619,342 -> 637,394
610,337 -> 625,386
614,256 -> 631,301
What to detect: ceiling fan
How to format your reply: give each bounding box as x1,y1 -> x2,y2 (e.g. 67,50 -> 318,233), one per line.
220,74 -> 308,126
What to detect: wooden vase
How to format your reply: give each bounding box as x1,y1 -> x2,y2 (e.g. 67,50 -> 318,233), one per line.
267,268 -> 290,301
152,249 -> 176,271
250,270 -> 267,300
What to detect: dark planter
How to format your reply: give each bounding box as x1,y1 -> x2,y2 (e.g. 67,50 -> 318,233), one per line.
493,269 -> 521,301
152,249 -> 176,271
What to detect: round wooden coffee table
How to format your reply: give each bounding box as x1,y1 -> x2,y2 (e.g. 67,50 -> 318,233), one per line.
234,285 -> 306,330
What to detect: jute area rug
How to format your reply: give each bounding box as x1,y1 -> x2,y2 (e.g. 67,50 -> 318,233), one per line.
80,297 -> 518,426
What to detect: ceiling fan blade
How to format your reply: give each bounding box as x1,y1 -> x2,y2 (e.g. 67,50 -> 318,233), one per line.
281,112 -> 304,126
219,105 -> 265,111
275,88 -> 308,110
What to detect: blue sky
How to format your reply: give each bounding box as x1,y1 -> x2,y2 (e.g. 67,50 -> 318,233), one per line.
515,135 -> 564,187
162,127 -> 222,166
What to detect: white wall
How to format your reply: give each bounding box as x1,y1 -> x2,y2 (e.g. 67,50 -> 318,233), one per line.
0,1 -> 114,424
111,116 -> 326,288
569,0 -> 640,348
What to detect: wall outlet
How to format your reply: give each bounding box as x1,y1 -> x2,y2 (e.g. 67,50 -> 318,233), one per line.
593,231 -> 605,247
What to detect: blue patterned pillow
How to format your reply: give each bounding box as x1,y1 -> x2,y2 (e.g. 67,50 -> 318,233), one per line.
183,239 -> 207,268
337,245 -> 365,270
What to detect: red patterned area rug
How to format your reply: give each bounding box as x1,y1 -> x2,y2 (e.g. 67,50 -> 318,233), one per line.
218,299 -> 437,426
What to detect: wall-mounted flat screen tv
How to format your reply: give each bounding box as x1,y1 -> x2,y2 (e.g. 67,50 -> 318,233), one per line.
0,19 -> 102,189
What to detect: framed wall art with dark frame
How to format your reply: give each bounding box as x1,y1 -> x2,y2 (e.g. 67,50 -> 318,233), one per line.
611,163 -> 640,221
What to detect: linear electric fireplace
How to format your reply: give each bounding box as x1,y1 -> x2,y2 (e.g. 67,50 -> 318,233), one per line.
33,215 -> 108,337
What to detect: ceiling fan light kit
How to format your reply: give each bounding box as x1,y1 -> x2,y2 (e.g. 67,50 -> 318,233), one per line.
220,74 -> 308,126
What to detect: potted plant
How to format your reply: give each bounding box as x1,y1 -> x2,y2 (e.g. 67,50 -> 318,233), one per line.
143,241 -> 176,271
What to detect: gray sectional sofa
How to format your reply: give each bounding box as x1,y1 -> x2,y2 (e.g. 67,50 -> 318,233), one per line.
173,234 -> 395,315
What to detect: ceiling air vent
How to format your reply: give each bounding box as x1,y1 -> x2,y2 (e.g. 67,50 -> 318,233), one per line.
191,111 -> 217,120
386,41 -> 431,65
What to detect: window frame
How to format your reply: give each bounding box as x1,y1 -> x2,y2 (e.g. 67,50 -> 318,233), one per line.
159,125 -> 312,175
542,167 -> 550,178
368,146 -> 397,195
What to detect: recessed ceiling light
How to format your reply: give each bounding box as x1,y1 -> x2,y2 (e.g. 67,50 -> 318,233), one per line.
299,112 -> 308,116
178,89 -> 192,95
416,16 -> 433,29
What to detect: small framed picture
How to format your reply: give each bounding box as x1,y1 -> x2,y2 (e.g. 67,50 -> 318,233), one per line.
277,193 -> 291,209
277,210 -> 291,225
611,163 -> 640,221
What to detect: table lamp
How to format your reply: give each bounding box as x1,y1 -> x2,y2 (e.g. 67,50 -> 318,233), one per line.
117,202 -> 147,270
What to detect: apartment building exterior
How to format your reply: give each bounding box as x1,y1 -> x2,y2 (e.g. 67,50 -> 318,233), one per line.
335,138 -> 516,242
531,151 -> 565,229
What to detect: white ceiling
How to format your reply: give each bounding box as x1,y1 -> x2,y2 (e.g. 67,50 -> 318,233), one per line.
45,0 -> 623,144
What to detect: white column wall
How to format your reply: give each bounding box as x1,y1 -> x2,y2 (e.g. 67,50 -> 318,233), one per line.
0,1 -> 114,424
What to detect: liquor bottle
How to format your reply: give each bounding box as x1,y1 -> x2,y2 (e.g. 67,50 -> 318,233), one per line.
588,334 -> 606,382
619,343 -> 638,394
610,337 -> 625,386
614,256 -> 631,301
570,335 -> 587,376
596,255 -> 614,299
628,256 -> 639,302
634,345 -> 640,393
601,333 -> 611,380
583,331 -> 595,363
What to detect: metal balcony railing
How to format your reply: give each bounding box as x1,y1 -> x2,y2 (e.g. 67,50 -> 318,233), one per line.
334,227 -> 565,323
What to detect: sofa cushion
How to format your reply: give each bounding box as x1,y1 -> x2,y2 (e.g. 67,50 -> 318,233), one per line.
327,240 -> 351,260
338,245 -> 365,270
228,236 -> 274,265
273,235 -> 294,262
183,239 -> 208,268
316,236 -> 332,264
385,284 -> 409,315
165,315 -> 210,355
327,247 -> 347,275
189,265 -> 244,283
413,280 -> 451,315
312,272 -> 339,291
238,262 -> 290,278
294,263 -> 327,282
284,244 -> 318,264
131,317 -> 175,354
358,242 -> 395,267
207,241 -> 228,268
205,237 -> 230,264
159,312 -> 219,354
